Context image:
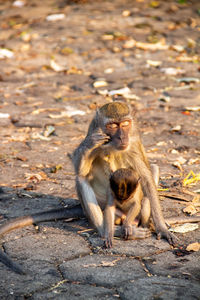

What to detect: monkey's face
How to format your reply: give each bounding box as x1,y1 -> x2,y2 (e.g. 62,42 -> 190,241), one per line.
110,168 -> 139,203
105,119 -> 131,150
110,178 -> 138,203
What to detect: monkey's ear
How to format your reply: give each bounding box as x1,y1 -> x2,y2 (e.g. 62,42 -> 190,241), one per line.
137,177 -> 141,185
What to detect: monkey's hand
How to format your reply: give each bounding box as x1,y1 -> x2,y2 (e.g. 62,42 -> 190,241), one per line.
88,129 -> 110,149
122,224 -> 151,240
156,228 -> 179,246
103,232 -> 113,248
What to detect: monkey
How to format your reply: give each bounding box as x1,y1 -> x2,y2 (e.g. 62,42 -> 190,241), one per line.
0,101 -> 200,273
72,101 -> 180,244
104,167 -> 200,248
104,168 -> 151,248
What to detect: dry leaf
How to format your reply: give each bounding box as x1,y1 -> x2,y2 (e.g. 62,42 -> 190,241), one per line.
176,55 -> 199,62
147,60 -> 162,67
170,45 -> 185,52
183,205 -> 197,215
169,223 -> 198,233
0,113 -> 10,118
185,106 -> 200,112
176,77 -> 199,84
50,60 -> 66,72
183,171 -> 200,186
123,39 -> 168,51
160,67 -> 185,76
32,108 -> 60,115
0,48 -> 14,59
171,125 -> 181,132
93,80 -> 108,88
46,14 -> 65,22
83,263 -> 97,268
12,0 -> 25,7
25,172 -> 47,183
186,242 -> 200,252
32,132 -> 51,141
100,260 -> 118,267
98,87 -> 140,100
122,10 -> 131,17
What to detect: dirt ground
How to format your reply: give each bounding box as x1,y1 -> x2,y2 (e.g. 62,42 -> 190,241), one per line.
0,0 -> 200,299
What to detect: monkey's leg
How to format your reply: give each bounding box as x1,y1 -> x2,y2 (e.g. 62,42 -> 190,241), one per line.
114,225 -> 151,239
114,200 -> 151,240
104,203 -> 115,248
140,196 -> 151,226
122,201 -> 142,239
141,164 -> 158,226
76,176 -> 104,236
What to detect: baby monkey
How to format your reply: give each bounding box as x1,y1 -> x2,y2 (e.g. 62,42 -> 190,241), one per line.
104,168 -> 152,248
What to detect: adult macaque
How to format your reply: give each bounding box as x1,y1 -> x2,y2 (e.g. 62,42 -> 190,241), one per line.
73,101 -> 178,244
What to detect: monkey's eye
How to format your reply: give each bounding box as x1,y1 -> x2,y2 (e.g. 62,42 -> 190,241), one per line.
107,123 -> 118,130
121,120 -> 130,127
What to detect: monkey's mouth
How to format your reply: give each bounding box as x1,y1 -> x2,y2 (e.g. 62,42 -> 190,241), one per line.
118,144 -> 128,150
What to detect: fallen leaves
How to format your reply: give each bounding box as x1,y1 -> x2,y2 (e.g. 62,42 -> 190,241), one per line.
83,258 -> 120,268
32,108 -> 61,115
93,80 -> 108,88
183,204 -> 198,216
0,48 -> 14,59
123,38 -> 169,51
183,171 -> 200,187
25,171 -> 47,183
50,60 -> 66,72
49,106 -> 86,118
186,242 -> 200,252
170,223 -> 199,233
46,14 -> 65,22
97,87 -> 140,100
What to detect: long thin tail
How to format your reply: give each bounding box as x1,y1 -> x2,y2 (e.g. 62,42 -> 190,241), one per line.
0,205 -> 84,236
0,205 -> 84,274
0,251 -> 25,275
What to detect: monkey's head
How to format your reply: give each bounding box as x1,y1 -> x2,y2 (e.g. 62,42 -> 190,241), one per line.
110,168 -> 140,203
98,102 -> 133,151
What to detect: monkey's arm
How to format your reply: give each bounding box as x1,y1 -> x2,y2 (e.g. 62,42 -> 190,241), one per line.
122,199 -> 142,239
73,128 -> 110,177
104,192 -> 116,248
137,159 -> 178,245
73,127 -> 110,236
76,176 -> 104,236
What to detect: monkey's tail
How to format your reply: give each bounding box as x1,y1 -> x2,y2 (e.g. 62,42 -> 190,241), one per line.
0,251 -> 25,275
0,205 -> 84,236
0,205 -> 84,274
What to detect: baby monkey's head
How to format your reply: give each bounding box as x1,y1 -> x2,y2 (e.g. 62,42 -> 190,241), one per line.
109,168 -> 140,203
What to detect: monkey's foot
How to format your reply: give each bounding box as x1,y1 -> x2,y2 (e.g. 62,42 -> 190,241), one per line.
157,229 -> 179,246
103,237 -> 113,249
114,225 -> 151,240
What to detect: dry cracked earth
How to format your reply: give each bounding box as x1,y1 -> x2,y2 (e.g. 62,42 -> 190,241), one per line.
0,0 -> 200,299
